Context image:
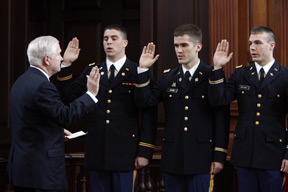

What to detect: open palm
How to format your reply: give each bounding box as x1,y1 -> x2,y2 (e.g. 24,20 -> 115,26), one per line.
213,39 -> 233,69
139,42 -> 159,68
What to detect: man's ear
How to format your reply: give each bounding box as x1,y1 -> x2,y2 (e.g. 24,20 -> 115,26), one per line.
123,40 -> 128,48
43,56 -> 50,66
269,41 -> 275,51
196,43 -> 202,52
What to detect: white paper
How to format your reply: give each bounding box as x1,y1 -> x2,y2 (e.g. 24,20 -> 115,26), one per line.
67,131 -> 87,139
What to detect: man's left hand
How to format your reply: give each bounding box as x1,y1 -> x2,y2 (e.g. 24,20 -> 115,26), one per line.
134,157 -> 149,169
281,159 -> 288,173
210,161 -> 224,174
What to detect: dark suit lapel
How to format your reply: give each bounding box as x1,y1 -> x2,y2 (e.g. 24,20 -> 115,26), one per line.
258,62 -> 280,91
110,61 -> 133,88
246,64 -> 259,89
186,62 -> 207,91
99,62 -> 109,89
172,67 -> 186,89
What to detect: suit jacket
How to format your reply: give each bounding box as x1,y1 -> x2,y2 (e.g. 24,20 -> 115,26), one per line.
135,61 -> 230,174
208,61 -> 288,170
8,67 -> 95,190
57,58 -> 157,171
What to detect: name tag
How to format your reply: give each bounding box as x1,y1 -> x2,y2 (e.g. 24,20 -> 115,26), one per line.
167,88 -> 178,93
238,85 -> 250,91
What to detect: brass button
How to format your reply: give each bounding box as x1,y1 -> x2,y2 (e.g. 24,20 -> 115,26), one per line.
258,94 -> 262,98
185,106 -> 189,110
108,90 -> 112,94
106,109 -> 111,114
185,95 -> 189,100
184,117 -> 188,121
241,91 -> 244,94
128,90 -> 132,93
132,134 -> 135,137
169,94 -> 172,98
256,112 -> 260,116
277,94 -> 280,98
255,121 -> 259,125
280,139 -> 283,142
201,95 -> 205,99
257,103 -> 261,107
106,120 -> 110,124
184,127 -> 188,131
107,99 -> 111,103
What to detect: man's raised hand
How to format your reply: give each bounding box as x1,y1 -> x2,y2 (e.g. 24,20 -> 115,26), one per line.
213,39 -> 233,70
63,37 -> 81,67
139,42 -> 160,69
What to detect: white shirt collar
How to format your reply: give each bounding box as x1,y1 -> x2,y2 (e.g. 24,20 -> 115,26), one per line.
106,55 -> 127,72
30,65 -> 50,81
182,59 -> 200,77
255,59 -> 275,74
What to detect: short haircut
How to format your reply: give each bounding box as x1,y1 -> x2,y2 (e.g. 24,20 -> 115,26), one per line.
104,24 -> 128,40
251,26 -> 276,43
27,36 -> 59,66
174,24 -> 202,43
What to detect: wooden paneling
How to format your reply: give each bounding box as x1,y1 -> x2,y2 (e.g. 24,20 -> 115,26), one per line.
1,0 -> 288,191
63,22 -> 102,75
209,0 -> 239,78
268,0 -> 288,67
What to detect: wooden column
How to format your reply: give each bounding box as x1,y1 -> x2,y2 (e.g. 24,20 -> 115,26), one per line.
209,0 -> 241,76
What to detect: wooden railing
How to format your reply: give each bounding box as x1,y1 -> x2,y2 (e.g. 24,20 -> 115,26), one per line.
64,153 -> 239,192
1,154 -> 239,192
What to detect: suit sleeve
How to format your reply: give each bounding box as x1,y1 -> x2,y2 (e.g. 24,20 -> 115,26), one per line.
208,68 -> 237,106
137,105 -> 158,159
36,81 -> 95,128
135,70 -> 163,109
57,65 -> 91,103
135,70 -> 159,159
212,104 -> 230,163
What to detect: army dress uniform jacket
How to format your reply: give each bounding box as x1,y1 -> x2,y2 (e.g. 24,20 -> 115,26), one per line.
208,61 -> 288,170
135,61 -> 230,175
8,67 -> 96,190
57,58 -> 157,171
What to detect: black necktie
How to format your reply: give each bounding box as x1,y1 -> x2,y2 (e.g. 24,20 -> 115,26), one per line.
184,71 -> 191,87
259,68 -> 265,86
109,64 -> 115,85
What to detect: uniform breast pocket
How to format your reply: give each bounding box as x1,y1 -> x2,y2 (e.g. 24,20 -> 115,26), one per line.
268,87 -> 285,111
192,92 -> 208,100
120,85 -> 134,94
164,89 -> 181,100
237,87 -> 252,112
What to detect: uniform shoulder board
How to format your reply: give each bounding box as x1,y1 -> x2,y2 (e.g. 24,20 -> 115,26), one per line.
89,62 -> 96,66
163,69 -> 171,73
235,65 -> 243,69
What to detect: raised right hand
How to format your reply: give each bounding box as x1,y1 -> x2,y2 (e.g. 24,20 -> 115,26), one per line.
139,42 -> 160,69
213,39 -> 233,70
62,37 -> 80,67
86,66 -> 100,96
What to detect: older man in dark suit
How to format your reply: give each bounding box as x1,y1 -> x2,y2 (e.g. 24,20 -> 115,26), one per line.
8,36 -> 100,192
